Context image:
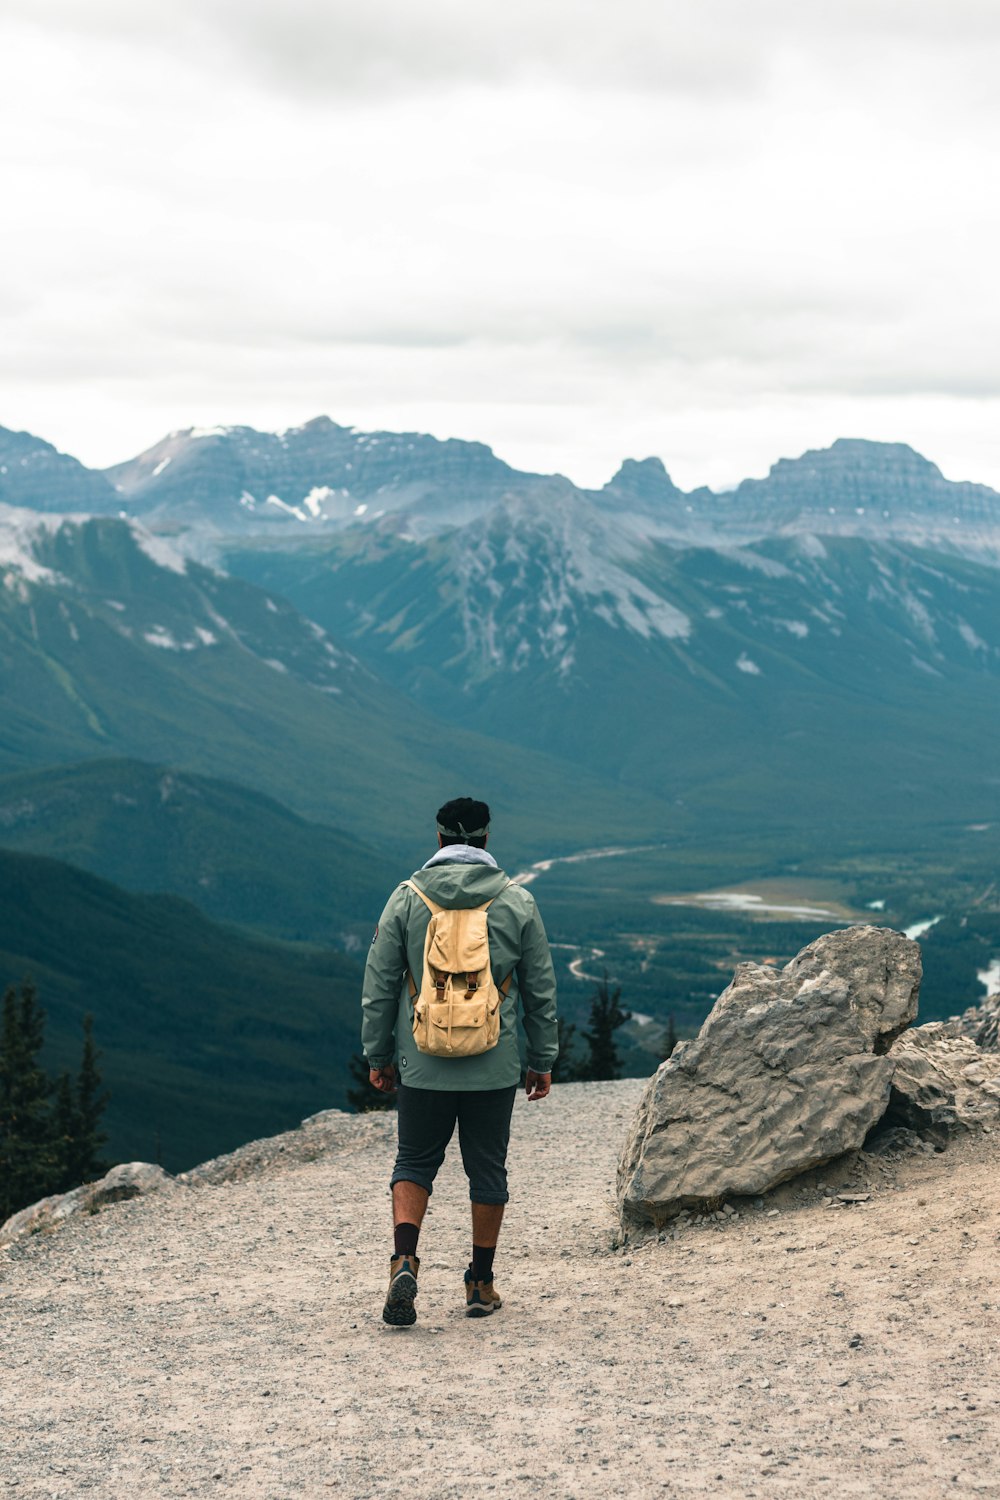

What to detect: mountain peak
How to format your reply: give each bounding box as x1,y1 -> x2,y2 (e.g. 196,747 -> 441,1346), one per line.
761,439 -> 944,487
287,415 -> 343,435
602,456 -> 681,502
0,426 -> 120,514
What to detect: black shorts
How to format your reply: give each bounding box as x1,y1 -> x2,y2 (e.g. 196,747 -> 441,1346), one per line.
390,1082 -> 518,1205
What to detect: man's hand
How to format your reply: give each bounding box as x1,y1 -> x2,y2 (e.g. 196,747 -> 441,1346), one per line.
525,1070 -> 551,1101
369,1063 -> 397,1093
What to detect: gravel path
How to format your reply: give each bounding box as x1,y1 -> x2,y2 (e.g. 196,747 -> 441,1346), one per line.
2,1080 -> 999,1498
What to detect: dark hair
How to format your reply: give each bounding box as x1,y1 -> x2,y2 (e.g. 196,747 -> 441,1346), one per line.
436,796 -> 491,848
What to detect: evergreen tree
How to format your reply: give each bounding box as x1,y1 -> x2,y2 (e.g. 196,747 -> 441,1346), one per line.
549,1016 -> 581,1084
0,986 -> 112,1221
51,1071 -> 80,1194
71,1014 -> 110,1184
0,980 -> 58,1221
577,973 -> 631,1082
661,1013 -> 678,1061
345,1053 -> 396,1112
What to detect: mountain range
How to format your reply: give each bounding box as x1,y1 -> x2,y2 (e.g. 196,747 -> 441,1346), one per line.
4,416 -> 1000,834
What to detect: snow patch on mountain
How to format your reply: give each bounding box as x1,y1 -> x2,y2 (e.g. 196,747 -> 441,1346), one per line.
717,547 -> 791,579
129,524 -> 188,576
303,487 -> 335,517
144,626 -> 182,650
0,505 -> 69,585
958,620 -> 988,652
899,590 -> 937,643
795,535 -> 827,559
265,496 -> 308,522
774,619 -> 810,638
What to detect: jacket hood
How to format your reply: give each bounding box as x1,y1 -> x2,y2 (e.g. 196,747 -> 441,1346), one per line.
409,861 -> 511,909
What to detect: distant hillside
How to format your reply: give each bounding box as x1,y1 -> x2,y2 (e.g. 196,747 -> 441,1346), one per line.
0,848 -> 365,1170
0,759 -> 394,943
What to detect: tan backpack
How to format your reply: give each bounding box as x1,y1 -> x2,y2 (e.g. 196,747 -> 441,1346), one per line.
404,880 -> 513,1057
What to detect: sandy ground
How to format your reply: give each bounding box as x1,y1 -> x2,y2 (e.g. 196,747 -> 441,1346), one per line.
2,1079 -> 999,1499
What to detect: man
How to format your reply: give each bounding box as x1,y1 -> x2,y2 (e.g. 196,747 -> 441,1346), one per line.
361,796 -> 558,1326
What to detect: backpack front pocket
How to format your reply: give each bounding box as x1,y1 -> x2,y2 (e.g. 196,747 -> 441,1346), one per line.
422,992 -> 500,1055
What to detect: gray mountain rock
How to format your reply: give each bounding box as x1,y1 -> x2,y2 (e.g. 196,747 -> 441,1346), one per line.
617,926 -> 921,1229
940,993 -> 1000,1051
102,415 -> 526,533
0,427 -> 119,513
720,439 -> 1000,558
886,1023 -> 1000,1135
979,999 -> 1000,1051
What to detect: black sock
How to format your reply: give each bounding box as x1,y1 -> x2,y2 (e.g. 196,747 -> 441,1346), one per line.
393,1222 -> 420,1259
471,1244 -> 496,1282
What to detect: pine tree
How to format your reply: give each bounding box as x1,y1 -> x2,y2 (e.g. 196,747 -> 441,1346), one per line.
550,1016 -> 580,1084
69,1014 -> 109,1186
0,987 -> 112,1220
51,1071 -> 80,1194
0,980 -> 58,1221
345,1053 -> 396,1112
577,973 -> 631,1082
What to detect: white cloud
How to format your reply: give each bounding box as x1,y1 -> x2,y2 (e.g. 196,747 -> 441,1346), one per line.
1,2 -> 999,488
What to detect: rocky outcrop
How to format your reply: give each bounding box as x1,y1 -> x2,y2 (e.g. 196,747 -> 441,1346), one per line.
979,999 -> 1000,1051
617,926 -> 921,1229
886,1023 -> 1000,1136
0,1107 -> 387,1248
0,1163 -> 179,1247
940,993 -> 1000,1052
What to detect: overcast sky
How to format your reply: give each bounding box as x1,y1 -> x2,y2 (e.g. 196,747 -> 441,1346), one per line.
2,0 -> 999,490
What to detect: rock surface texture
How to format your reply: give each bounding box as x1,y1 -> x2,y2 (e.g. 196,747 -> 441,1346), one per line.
887,1022 -> 1000,1135
618,926 -> 921,1228
943,992 -> 1000,1051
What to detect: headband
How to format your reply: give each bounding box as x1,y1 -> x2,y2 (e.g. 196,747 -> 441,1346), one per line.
436,819 -> 490,840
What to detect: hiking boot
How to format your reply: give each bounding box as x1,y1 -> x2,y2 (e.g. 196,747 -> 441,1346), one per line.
382,1254 -> 420,1327
464,1265 -> 502,1317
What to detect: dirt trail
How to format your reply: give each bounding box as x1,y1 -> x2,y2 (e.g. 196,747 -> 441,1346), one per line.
2,1080 -> 999,1498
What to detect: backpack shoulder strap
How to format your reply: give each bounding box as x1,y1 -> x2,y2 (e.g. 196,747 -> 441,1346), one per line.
486,883 -> 515,995
404,879 -> 444,916
481,879 -> 512,912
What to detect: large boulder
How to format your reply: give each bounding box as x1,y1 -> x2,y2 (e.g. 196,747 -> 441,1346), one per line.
617,926 -> 921,1229
887,1022 -> 1000,1135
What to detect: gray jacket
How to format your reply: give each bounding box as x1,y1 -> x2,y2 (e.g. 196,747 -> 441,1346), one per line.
361,854 -> 559,1089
